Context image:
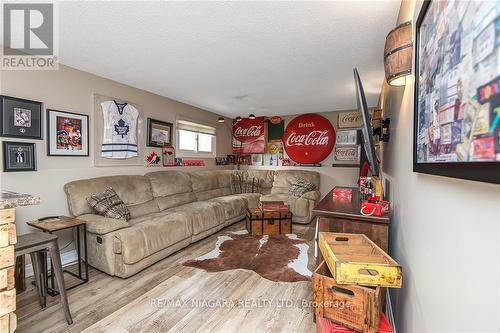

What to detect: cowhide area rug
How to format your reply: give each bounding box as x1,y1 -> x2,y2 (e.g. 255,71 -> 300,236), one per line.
183,230 -> 312,282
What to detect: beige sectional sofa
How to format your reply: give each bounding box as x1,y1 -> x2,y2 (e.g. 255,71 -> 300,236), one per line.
64,169 -> 320,278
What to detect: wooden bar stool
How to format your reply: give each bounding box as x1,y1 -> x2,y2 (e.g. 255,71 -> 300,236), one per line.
14,233 -> 73,325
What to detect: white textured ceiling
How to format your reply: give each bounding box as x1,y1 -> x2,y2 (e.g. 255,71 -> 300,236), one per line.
57,1 -> 400,117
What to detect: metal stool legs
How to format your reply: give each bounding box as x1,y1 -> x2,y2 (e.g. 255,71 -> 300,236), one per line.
29,251 -> 47,308
48,240 -> 73,325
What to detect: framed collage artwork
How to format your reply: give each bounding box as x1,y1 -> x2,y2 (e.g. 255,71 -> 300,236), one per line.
47,109 -> 89,156
0,95 -> 43,139
414,0 -> 500,184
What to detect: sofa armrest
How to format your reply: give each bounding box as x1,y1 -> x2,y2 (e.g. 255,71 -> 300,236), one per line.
78,214 -> 131,235
301,190 -> 321,201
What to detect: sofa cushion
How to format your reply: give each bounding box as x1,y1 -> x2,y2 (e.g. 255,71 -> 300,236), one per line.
115,211 -> 192,265
190,171 -> 232,201
86,187 -> 131,220
167,201 -> 225,235
225,193 -> 261,209
145,171 -> 196,211
189,171 -> 219,192
146,171 -> 193,197
271,170 -> 320,195
260,193 -> 310,218
195,188 -> 231,201
208,196 -> 247,220
64,175 -> 155,217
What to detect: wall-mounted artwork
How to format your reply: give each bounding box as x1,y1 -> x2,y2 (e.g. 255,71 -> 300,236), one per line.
334,146 -> 360,163
145,151 -> 161,166
267,116 -> 284,141
147,118 -> 173,147
3,141 -> 36,172
282,113 -> 335,164
47,109 -> 89,156
337,111 -> 362,129
0,95 -> 43,139
232,116 -> 265,154
414,0 -> 500,183
336,130 -> 359,146
162,145 -> 175,166
93,94 -> 143,167
251,154 -> 263,166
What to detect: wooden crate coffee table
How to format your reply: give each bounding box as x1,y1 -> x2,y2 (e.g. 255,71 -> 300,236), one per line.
246,208 -> 292,235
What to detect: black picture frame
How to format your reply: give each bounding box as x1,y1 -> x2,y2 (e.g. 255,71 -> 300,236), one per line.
0,95 -> 43,139
47,109 -> 89,156
3,141 -> 37,172
413,0 -> 500,184
147,118 -> 173,147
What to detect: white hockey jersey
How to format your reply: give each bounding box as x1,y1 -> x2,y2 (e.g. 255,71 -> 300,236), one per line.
101,100 -> 139,159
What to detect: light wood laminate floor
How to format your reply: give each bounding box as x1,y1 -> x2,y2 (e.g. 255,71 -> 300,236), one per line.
16,221 -> 316,333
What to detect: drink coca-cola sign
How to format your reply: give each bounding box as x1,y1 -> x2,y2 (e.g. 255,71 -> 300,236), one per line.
232,116 -> 265,153
283,113 -> 335,163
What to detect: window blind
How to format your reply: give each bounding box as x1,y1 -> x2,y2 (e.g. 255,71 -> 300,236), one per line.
177,119 -> 216,135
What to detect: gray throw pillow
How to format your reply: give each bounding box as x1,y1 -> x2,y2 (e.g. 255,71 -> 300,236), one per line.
289,176 -> 316,197
86,187 -> 130,220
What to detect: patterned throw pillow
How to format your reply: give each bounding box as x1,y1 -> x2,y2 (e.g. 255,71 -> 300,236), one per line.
230,172 -> 261,194
86,187 -> 130,220
289,176 -> 317,197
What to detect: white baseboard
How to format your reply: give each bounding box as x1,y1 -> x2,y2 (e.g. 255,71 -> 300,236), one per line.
24,249 -> 78,278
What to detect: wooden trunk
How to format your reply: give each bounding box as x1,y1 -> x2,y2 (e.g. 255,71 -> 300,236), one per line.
319,233 -> 402,288
0,208 -> 16,333
313,261 -> 382,333
246,208 -> 292,235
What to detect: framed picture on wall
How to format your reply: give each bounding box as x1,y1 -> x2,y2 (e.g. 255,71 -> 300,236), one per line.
3,141 -> 37,172
414,0 -> 500,184
47,109 -> 89,156
147,118 -> 173,147
0,95 -> 43,139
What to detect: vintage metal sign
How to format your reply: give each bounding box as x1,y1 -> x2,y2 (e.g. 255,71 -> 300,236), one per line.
334,146 -> 360,162
232,116 -> 266,153
283,113 -> 335,163
338,111 -> 363,128
336,130 -> 359,145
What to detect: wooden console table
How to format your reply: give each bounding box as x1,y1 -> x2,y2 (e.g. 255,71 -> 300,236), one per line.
312,187 -> 390,263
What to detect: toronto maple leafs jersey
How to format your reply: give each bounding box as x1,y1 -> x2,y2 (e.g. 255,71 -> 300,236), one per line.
101,100 -> 139,159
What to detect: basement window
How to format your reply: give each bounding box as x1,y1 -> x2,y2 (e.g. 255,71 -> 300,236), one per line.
176,119 -> 216,157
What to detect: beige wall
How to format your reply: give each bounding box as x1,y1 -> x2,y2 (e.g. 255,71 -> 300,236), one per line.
246,110 -> 364,195
0,64 -> 233,243
381,1 -> 500,331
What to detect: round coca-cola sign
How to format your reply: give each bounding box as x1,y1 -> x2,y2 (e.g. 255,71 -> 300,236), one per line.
283,113 -> 335,164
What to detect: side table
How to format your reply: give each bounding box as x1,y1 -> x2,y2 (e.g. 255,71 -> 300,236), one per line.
27,216 -> 88,296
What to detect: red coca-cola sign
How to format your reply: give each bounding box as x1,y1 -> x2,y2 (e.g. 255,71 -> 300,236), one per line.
283,113 -> 335,163
232,116 -> 265,153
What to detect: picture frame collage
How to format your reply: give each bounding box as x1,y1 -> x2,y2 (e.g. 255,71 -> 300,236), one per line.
0,94 -> 178,172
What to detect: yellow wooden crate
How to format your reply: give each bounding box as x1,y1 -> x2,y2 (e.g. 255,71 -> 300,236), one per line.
319,232 -> 402,288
